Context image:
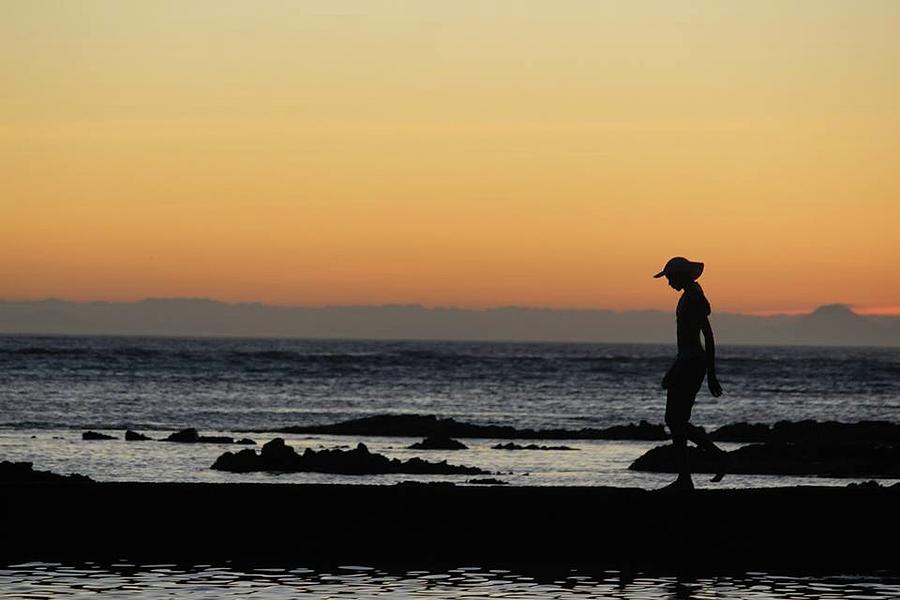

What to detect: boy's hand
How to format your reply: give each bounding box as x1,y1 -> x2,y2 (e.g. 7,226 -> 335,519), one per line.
708,373 -> 723,397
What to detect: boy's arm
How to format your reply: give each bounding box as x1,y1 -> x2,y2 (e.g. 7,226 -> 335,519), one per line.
701,316 -> 723,397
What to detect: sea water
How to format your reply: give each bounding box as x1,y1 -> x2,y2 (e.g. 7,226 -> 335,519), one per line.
1,335 -> 898,487
1,563 -> 899,599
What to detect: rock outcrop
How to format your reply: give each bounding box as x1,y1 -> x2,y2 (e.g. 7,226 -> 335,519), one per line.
164,429 -> 235,444
211,438 -> 488,475
82,431 -> 117,440
0,461 -> 93,484
408,436 -> 468,450
710,420 -> 900,444
265,414 -> 669,441
630,441 -> 900,478
492,442 -> 577,451
125,430 -> 152,441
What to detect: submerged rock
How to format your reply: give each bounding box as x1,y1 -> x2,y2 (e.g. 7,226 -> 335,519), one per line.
0,461 -> 93,484
630,441 -> 900,478
211,438 -> 489,475
408,436 -> 468,450
82,431 -> 117,440
125,430 -> 152,441
491,442 -> 577,451
466,478 -> 509,485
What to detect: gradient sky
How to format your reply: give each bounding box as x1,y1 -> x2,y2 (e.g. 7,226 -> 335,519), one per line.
2,1 -> 898,314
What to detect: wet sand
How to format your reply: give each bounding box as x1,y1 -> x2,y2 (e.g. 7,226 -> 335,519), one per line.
3,481 -> 898,574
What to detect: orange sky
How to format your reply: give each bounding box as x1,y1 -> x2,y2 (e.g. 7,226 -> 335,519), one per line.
2,1 -> 898,314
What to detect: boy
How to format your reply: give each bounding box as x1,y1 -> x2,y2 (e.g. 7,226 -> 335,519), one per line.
654,256 -> 726,490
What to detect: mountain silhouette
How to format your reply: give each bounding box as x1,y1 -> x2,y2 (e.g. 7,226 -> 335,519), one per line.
784,304 -> 884,346
0,299 -> 897,346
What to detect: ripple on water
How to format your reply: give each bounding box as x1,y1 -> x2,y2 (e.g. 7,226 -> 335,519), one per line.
0,564 -> 899,599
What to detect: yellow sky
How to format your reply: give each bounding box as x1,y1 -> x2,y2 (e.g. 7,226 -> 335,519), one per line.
2,1 -> 898,313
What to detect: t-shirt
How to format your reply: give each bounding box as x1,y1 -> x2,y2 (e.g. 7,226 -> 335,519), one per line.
676,282 -> 710,358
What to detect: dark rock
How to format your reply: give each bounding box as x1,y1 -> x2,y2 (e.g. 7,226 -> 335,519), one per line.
492,442 -> 577,451
0,461 -> 93,484
164,429 -> 234,444
408,436 -> 468,450
847,480 -> 882,489
630,441 -> 900,478
165,428 -> 200,443
264,414 -> 669,440
467,478 -> 509,485
597,421 -> 668,440
710,420 -> 900,444
264,415 -> 900,444
82,431 -> 117,440
212,438 -> 489,475
197,435 -> 235,444
125,430 -> 152,441
395,481 -> 457,488
710,422 -> 771,443
235,438 -> 256,445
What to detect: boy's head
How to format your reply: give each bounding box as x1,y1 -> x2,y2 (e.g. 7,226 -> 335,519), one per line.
653,257 -> 703,291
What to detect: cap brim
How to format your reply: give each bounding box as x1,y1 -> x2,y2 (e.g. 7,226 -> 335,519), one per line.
654,262 -> 704,280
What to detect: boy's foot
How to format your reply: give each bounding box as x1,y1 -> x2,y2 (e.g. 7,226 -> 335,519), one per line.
657,477 -> 694,492
709,449 -> 728,483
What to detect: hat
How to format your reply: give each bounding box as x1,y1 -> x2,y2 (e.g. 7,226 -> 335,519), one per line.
653,256 -> 704,280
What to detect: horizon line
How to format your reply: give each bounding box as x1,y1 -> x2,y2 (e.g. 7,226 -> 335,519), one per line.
3,296 -> 900,317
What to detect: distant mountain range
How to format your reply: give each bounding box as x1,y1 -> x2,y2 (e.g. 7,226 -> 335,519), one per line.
0,299 -> 898,346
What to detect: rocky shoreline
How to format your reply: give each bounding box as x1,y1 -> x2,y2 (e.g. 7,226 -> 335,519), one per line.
2,479 -> 898,573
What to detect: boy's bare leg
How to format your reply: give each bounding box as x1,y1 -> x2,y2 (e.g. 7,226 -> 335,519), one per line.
685,424 -> 727,482
658,430 -> 694,490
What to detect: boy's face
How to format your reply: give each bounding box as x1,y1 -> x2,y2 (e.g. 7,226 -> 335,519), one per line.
666,274 -> 688,291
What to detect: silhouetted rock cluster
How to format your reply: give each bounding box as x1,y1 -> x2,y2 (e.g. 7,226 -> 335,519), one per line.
82,431 -> 117,440
467,478 -> 509,485
211,438 -> 489,475
0,461 -> 93,484
164,428 -> 251,444
491,443 -> 577,451
81,428 -> 254,444
408,436 -> 468,450
266,414 -> 669,440
630,441 -> 900,477
847,480 -> 884,490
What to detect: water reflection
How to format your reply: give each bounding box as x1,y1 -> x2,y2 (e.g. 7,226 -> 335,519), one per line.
1,563 -> 898,599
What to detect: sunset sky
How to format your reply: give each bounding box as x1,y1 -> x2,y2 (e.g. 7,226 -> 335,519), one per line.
2,1 -> 898,314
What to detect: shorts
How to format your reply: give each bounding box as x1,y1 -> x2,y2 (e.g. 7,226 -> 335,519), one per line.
664,356 -> 707,431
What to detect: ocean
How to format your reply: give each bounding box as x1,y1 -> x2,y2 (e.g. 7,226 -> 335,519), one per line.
1,335 -> 897,488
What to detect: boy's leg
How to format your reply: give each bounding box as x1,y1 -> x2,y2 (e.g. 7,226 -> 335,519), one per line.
665,390 -> 693,487
685,424 -> 727,482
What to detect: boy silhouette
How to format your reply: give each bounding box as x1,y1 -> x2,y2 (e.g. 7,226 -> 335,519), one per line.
654,256 -> 727,490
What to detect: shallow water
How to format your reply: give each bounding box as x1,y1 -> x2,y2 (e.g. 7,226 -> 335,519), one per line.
4,428 -> 896,488
1,563 -> 899,599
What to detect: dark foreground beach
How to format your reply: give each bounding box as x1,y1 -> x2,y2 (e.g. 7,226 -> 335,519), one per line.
4,479 -> 898,575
